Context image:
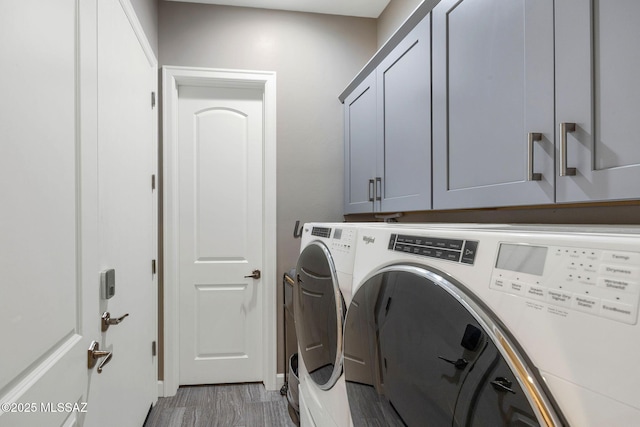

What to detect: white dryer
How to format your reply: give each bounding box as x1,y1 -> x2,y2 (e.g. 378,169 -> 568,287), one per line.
295,223 -> 360,427
344,223 -> 640,427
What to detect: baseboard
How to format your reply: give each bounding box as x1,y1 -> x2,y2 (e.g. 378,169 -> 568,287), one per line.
157,380 -> 165,398
276,373 -> 285,390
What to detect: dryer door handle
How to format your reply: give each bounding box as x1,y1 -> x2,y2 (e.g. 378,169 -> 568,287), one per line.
437,356 -> 468,370
490,377 -> 516,394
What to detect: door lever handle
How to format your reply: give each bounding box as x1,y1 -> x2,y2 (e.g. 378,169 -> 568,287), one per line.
438,356 -> 469,370
88,341 -> 113,373
101,312 -> 129,332
244,269 -> 261,280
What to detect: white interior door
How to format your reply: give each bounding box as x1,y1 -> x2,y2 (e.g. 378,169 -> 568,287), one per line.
83,0 -> 158,425
177,85 -> 264,385
0,1 -> 98,425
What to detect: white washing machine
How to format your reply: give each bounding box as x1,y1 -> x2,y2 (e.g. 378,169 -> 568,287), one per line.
295,223 -> 361,427
343,223 -> 640,427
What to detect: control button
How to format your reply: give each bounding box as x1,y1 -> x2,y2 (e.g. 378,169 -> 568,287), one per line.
547,290 -> 573,308
600,300 -> 637,325
526,285 -> 546,301
433,249 -> 461,262
599,264 -> 640,280
602,251 -> 640,266
461,240 -> 479,265
508,281 -> 526,295
388,235 -> 397,250
491,277 -> 507,290
572,294 -> 601,315
596,277 -> 639,294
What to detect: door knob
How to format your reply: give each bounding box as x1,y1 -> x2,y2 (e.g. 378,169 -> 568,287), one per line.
244,269 -> 261,280
101,312 -> 129,332
88,341 -> 113,373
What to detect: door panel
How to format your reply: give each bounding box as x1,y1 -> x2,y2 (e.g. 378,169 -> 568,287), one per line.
378,15 -> 431,212
295,243 -> 342,389
0,0 -> 95,425
433,0 -> 555,209
344,73 -> 377,214
556,0 -> 640,202
345,268 -> 544,427
178,85 -> 263,385
86,0 -> 158,425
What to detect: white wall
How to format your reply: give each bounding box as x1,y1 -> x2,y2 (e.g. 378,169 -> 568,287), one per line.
158,1 -> 377,373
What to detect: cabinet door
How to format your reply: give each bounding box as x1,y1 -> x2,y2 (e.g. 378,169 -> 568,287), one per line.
377,15 -> 431,212
432,0 -> 555,209
344,72 -> 377,214
556,0 -> 640,202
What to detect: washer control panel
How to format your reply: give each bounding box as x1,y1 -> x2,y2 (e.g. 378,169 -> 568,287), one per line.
490,243 -> 640,325
330,227 -> 356,255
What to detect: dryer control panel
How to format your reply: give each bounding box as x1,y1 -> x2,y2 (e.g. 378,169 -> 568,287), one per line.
490,243 -> 640,325
388,234 -> 479,265
310,225 -> 356,255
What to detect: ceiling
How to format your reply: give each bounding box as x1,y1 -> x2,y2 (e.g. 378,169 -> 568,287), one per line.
164,0 -> 392,18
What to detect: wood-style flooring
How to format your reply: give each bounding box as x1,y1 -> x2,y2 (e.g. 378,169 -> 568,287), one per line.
144,383 -> 297,427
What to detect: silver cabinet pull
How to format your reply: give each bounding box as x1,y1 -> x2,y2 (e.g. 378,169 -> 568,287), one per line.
88,341 -> 113,374
559,122 -> 577,176
368,179 -> 375,202
101,312 -> 129,332
527,132 -> 542,181
375,177 -> 382,201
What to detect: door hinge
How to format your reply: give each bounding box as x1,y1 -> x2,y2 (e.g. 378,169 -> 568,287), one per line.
152,341 -> 157,357
152,174 -> 156,190
151,91 -> 156,108
152,259 -> 156,275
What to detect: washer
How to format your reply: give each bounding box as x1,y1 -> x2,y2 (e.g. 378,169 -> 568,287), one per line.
344,223 -> 640,427
295,223 -> 360,427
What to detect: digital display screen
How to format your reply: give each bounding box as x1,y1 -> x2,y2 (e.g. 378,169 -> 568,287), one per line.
495,244 -> 548,276
333,229 -> 342,240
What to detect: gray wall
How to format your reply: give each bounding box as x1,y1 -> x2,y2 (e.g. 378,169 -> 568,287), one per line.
130,0 -> 159,57
377,0 -> 424,47
158,1 -> 377,373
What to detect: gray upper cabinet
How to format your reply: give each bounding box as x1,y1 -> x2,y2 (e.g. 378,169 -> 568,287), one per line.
555,0 -> 640,203
432,0 -> 555,209
344,72 -> 377,214
344,15 -> 431,214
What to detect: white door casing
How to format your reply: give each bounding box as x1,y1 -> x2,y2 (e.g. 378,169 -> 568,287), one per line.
162,67 -> 277,395
0,0 -> 98,425
85,0 -> 158,425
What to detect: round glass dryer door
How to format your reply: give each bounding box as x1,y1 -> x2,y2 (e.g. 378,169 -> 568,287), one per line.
343,266 -> 564,427
294,241 -> 344,390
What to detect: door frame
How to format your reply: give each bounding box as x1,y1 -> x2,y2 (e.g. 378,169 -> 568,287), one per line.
161,66 -> 277,396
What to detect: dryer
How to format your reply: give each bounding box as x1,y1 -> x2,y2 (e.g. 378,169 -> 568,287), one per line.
345,224 -> 640,427
295,223 -> 360,427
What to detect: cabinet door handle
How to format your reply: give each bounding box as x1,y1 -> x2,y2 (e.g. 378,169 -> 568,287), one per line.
527,132 -> 542,181
559,122 -> 577,176
375,177 -> 382,201
368,179 -> 375,202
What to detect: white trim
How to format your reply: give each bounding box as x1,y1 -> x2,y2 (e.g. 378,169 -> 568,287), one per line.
162,66 -> 277,396
276,373 -> 286,391
117,0 -> 157,67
